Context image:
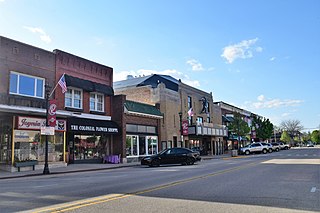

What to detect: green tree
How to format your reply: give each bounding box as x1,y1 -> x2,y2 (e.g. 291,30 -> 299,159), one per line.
301,132 -> 311,142
252,115 -> 274,141
280,131 -> 291,143
311,130 -> 320,144
228,112 -> 250,149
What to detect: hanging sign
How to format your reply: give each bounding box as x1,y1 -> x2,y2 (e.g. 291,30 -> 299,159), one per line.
182,120 -> 189,135
48,99 -> 57,127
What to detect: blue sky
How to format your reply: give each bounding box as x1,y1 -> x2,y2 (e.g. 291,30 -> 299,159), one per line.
1,0 -> 319,131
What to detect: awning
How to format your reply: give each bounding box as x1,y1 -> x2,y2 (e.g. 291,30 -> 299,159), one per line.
64,74 -> 114,96
67,117 -> 119,134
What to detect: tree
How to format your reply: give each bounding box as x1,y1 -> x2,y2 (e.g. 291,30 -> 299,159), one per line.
252,115 -> 274,141
301,132 -> 311,142
311,130 -> 320,144
280,119 -> 303,133
279,119 -> 304,139
228,112 -> 250,149
280,131 -> 291,143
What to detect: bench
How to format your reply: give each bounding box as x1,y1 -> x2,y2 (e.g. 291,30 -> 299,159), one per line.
14,161 -> 38,172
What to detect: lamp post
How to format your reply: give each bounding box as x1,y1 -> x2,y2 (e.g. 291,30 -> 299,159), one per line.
178,112 -> 183,147
43,84 -> 50,175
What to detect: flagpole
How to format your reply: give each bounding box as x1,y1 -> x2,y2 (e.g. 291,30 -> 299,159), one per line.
49,73 -> 65,98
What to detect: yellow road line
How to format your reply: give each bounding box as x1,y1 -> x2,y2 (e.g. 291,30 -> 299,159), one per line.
32,162 -> 258,213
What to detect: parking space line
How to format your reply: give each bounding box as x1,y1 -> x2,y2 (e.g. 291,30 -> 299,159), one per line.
310,187 -> 316,193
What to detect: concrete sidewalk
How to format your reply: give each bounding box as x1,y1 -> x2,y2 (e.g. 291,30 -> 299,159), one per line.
0,153 -> 232,180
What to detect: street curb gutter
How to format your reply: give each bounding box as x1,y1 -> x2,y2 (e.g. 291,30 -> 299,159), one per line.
0,164 -> 140,180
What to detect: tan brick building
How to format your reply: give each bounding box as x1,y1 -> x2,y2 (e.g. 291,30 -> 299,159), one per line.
114,74 -> 228,156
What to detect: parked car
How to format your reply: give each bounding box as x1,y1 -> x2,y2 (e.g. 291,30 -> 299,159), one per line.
240,142 -> 269,155
141,147 -> 201,167
260,142 -> 273,153
270,142 -> 280,152
307,143 -> 314,147
278,142 -> 290,150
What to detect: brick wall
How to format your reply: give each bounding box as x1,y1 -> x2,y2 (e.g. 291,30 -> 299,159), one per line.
53,50 -> 113,115
0,36 -> 55,108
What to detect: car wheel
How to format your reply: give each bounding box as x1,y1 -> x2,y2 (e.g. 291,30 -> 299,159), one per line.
269,149 -> 273,153
186,158 -> 195,165
151,159 -> 160,167
262,149 -> 267,154
276,148 -> 279,152
245,150 -> 250,155
285,146 -> 288,150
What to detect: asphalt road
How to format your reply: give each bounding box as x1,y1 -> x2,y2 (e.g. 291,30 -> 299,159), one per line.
0,147 -> 319,213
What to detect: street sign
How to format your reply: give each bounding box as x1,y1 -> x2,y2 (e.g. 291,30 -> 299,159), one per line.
40,127 -> 55,135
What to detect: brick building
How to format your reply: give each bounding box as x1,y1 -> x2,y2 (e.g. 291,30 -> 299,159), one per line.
114,74 -> 227,156
53,50 -> 120,164
0,36 -> 59,172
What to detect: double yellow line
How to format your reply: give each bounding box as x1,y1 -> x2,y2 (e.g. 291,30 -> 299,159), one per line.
31,162 -> 258,213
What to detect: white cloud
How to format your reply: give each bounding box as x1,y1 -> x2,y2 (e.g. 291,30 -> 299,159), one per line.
281,112 -> 291,117
251,95 -> 304,109
114,69 -> 200,88
23,26 -> 52,43
186,59 -> 204,71
270,57 -> 276,61
257,95 -> 265,101
221,38 -> 262,63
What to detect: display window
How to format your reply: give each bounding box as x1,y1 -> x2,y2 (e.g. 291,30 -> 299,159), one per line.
73,135 -> 103,160
13,130 -> 64,162
126,135 -> 158,157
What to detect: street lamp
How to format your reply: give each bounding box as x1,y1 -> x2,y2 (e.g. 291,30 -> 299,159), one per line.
178,112 -> 183,147
43,84 -> 51,175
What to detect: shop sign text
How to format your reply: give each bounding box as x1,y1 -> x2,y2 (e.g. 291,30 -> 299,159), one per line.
70,125 -> 118,133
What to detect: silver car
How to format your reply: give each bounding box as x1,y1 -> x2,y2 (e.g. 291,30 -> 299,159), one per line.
240,142 -> 269,155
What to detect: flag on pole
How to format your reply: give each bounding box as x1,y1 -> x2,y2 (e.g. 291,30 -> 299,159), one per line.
187,108 -> 194,117
58,74 -> 67,93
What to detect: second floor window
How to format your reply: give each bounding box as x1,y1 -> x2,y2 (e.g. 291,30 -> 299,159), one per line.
9,71 -> 44,98
65,88 -> 82,109
90,93 -> 104,112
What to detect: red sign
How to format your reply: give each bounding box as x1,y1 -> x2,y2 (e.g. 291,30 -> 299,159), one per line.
182,120 -> 189,135
48,99 -> 57,127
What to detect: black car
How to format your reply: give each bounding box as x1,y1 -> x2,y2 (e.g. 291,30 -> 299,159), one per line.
141,147 -> 201,167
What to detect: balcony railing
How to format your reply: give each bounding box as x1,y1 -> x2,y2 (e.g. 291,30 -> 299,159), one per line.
188,122 -> 228,137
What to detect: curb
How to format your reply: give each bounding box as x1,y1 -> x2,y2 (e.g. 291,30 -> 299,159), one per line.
0,163 -> 140,180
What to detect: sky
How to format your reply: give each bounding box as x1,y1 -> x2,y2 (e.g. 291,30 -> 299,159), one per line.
1,0 -> 319,132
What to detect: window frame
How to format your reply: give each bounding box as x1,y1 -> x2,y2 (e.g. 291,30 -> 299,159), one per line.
90,92 -> 105,112
9,71 -> 45,99
65,87 -> 83,109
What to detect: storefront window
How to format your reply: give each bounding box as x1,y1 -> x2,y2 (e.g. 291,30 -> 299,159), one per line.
0,122 -> 12,164
126,135 -> 138,157
13,130 -> 64,163
139,136 -> 146,155
73,135 -> 101,160
126,135 -> 158,157
147,136 -> 158,155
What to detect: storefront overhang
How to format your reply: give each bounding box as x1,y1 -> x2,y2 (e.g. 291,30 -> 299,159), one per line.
67,117 -> 119,134
0,104 -> 111,120
65,74 -> 114,96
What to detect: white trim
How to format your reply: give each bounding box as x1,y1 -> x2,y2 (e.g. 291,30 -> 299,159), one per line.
9,71 -> 45,99
65,87 -> 83,109
89,92 -> 105,112
126,110 -> 163,119
0,104 -> 111,120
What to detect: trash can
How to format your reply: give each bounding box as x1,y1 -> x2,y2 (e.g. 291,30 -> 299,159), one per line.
231,150 -> 238,157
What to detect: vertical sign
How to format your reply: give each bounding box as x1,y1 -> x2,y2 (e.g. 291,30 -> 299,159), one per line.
182,120 -> 189,136
48,99 -> 57,127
